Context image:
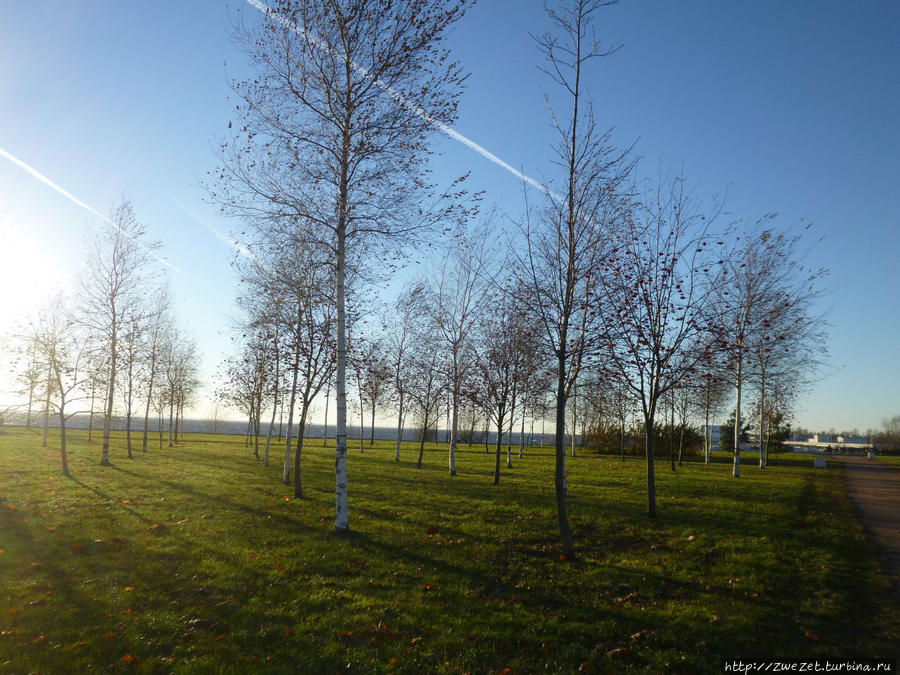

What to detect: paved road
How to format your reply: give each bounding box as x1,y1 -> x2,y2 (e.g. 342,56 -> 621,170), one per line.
837,456 -> 900,596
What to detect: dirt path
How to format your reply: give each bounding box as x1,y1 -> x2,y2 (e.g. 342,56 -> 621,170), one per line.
836,456 -> 900,595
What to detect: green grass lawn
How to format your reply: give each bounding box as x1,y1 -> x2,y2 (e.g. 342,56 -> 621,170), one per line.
872,454 -> 900,470
1,427 -> 897,673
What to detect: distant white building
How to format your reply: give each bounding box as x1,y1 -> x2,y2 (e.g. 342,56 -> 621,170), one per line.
837,435 -> 868,444
809,433 -> 834,444
700,424 -> 722,449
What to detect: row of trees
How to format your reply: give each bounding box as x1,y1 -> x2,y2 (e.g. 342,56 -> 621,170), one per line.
211,0 -> 829,560
11,200 -> 199,475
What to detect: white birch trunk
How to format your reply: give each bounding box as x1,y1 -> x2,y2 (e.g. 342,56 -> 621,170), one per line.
334,231 -> 348,531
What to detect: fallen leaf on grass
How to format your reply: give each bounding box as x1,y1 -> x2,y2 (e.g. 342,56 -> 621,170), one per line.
687,535 -> 696,542
606,646 -> 631,658
124,587 -> 133,592
805,630 -> 819,642
121,653 -> 136,664
33,635 -> 46,644
72,641 -> 90,648
274,563 -> 285,572
420,583 -> 438,592
630,629 -> 651,642
8,608 -> 18,615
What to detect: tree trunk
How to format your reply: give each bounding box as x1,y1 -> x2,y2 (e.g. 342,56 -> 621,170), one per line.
322,378 -> 330,447
519,410 -> 525,459
294,416 -> 306,498
265,328 -> 280,465
283,321 -> 302,483
42,366 -> 51,448
734,353 -> 742,478
645,410 -> 657,518
334,203 -> 349,532
88,381 -> 95,443
370,398 -> 376,446
417,412 -> 428,469
448,353 -> 458,475
554,351 -> 575,559
620,414 -> 626,462
704,383 -> 711,465
265,395 -> 277,466
758,369 -> 766,469
493,420 -> 503,485
59,410 -> 69,476
101,314 -> 117,466
358,384 -> 365,453
26,371 -> 34,430
125,352 -> 134,459
394,391 -> 404,462
168,393 -> 175,448
570,391 -> 577,458
669,396 -> 676,471
141,363 -> 155,452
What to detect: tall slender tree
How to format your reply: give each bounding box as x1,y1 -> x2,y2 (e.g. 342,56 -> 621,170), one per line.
217,0 -> 471,530
79,199 -> 159,466
518,0 -> 634,555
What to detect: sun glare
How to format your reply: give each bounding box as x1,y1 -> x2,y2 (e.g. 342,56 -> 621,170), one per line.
0,224 -> 60,337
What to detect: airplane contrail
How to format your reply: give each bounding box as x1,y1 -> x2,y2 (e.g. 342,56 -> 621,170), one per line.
0,146 -> 181,273
169,196 -> 263,267
244,0 -> 565,206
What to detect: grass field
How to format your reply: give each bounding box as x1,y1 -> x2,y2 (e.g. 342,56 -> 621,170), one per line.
1,427 -> 897,673
872,454 -> 900,471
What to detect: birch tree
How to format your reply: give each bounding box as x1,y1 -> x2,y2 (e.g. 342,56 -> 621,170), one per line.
79,199 -> 159,466
383,280 -> 425,462
426,222 -> 494,475
712,222 -> 827,476
32,296 -> 91,476
217,0 -> 470,530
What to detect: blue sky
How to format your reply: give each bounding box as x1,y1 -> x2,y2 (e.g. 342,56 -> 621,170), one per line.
1,1 -> 898,433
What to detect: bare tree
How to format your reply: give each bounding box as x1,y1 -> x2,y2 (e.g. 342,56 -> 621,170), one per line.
469,299 -> 536,485
32,296 -> 92,476
140,290 -> 170,452
118,308 -> 143,459
356,337 -> 392,446
79,199 -> 159,466
426,222 -> 495,474
406,329 -> 445,470
15,336 -> 42,430
596,173 -> 722,516
518,0 -> 634,556
712,222 -> 827,476
383,280 -> 425,462
217,0 -> 471,531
